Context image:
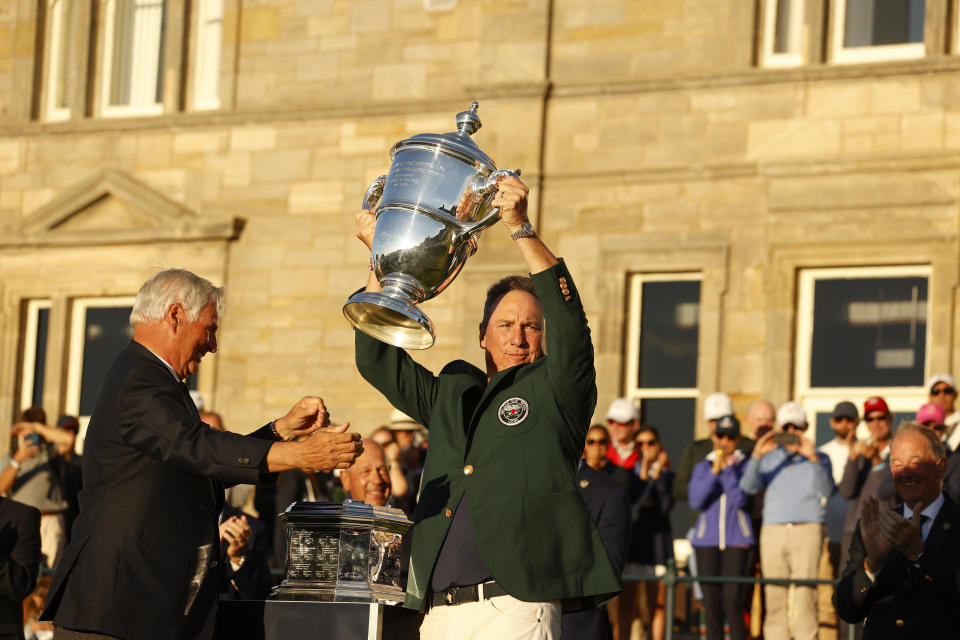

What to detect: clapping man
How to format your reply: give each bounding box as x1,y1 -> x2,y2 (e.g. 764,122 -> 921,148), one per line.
835,423 -> 960,637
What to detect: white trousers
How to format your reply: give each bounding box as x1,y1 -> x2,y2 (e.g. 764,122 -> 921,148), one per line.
40,512 -> 65,568
419,590 -> 560,640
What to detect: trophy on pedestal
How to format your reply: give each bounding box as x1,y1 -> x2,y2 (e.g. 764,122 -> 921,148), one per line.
272,500 -> 413,604
343,102 -> 520,349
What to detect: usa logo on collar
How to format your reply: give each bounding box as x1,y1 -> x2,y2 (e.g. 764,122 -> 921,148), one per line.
498,397 -> 529,426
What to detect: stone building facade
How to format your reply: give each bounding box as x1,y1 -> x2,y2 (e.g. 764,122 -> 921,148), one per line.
1,0 -> 958,464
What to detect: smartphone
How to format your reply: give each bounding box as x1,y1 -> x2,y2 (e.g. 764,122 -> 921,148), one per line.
772,432 -> 800,446
25,433 -> 40,447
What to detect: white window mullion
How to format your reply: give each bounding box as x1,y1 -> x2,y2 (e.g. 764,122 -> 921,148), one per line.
193,0 -> 224,110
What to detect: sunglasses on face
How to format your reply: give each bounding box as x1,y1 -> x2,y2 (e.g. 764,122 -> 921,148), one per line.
783,423 -> 806,432
923,422 -> 945,432
931,387 -> 956,396
637,439 -> 658,446
586,439 -> 608,446
715,433 -> 736,441
864,415 -> 888,423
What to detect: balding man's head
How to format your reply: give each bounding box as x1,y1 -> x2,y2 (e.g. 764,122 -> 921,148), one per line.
340,439 -> 392,506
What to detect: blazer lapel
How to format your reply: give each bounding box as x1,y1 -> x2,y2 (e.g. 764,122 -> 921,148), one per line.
923,493 -> 960,553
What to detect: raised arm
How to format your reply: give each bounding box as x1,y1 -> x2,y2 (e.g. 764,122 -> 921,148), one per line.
494,176 -> 558,275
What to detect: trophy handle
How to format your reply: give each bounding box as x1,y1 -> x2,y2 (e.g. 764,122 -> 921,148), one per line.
458,168 -> 522,239
362,175 -> 387,210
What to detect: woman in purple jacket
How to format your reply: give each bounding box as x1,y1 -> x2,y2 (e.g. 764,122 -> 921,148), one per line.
689,415 -> 755,640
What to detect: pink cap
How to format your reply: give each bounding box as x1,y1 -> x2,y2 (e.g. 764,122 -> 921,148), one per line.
916,402 -> 946,425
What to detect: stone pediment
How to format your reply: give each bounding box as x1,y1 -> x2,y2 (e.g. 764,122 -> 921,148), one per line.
4,168 -> 243,247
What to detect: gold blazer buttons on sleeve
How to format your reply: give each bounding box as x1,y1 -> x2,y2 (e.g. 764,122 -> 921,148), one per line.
463,465 -> 474,475
238,457 -> 250,465
444,508 -> 452,518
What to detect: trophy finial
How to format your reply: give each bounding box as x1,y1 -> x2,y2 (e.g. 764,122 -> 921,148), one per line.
456,102 -> 482,137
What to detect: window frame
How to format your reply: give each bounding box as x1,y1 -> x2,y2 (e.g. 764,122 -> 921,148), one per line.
191,0 -> 224,111
19,299 -> 53,412
42,0 -> 74,122
829,0 -> 926,65
795,265 -> 932,425
760,0 -> 806,68
99,0 -> 168,118
625,272 -> 702,403
64,296 -> 136,423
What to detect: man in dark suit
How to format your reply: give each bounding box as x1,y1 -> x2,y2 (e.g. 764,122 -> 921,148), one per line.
835,422 -> 960,638
41,268 -> 363,640
562,428 -> 631,640
0,496 -> 41,640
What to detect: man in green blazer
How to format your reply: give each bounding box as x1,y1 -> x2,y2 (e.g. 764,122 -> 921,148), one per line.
355,176 -> 620,639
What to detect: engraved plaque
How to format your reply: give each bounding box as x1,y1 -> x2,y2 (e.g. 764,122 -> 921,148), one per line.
272,500 -> 412,604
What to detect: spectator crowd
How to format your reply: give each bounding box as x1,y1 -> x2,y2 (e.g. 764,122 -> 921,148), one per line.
3,373 -> 960,639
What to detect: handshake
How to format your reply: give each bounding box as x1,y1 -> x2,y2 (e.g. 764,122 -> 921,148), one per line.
265,396 -> 364,472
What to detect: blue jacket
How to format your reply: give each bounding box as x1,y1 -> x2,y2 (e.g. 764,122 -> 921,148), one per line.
689,452 -> 755,548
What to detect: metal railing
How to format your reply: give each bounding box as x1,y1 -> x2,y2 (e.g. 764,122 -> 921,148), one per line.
623,559 -> 857,640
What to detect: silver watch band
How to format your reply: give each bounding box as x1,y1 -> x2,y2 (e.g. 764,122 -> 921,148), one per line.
510,222 -> 536,241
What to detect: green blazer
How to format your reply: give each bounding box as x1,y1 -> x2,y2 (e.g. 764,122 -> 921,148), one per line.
356,260 -> 620,611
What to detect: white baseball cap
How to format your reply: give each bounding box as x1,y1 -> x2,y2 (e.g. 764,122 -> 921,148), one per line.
606,398 -> 639,423
926,373 -> 957,392
703,392 -> 734,421
776,401 -> 807,429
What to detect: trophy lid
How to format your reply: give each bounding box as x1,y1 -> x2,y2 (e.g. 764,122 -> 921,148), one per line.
279,499 -> 412,529
390,102 -> 497,170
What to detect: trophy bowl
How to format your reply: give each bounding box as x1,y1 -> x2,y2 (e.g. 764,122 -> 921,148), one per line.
343,102 -> 519,349
272,500 -> 413,604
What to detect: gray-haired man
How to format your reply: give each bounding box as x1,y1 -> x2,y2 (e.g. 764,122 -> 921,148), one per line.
42,269 -> 363,640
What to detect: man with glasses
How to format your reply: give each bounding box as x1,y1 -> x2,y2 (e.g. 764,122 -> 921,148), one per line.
820,402 -> 858,578
740,401 -> 834,640
837,397 -> 896,576
927,373 -> 960,452
564,426 -> 631,640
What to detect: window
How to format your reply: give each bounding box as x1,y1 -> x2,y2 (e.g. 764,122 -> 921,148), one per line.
831,0 -> 926,64
43,0 -> 75,121
626,273 -> 701,534
101,0 -> 167,117
19,300 -> 52,412
796,266 -> 930,444
64,297 -> 135,421
761,0 -> 805,67
192,0 -> 223,110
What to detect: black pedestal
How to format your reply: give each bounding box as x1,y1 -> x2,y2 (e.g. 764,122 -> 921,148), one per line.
215,600 -> 422,640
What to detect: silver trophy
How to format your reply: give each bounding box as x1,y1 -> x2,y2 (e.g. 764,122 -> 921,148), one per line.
343,102 -> 519,349
272,500 -> 412,604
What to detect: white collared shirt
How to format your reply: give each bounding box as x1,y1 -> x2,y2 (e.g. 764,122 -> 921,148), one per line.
903,492 -> 945,541
141,343 -> 181,382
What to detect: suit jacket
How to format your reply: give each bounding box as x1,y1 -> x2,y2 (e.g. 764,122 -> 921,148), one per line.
561,464 -> 631,640
356,260 -> 621,611
218,504 -> 273,601
835,493 -> 960,639
0,497 -> 41,640
41,341 -> 278,640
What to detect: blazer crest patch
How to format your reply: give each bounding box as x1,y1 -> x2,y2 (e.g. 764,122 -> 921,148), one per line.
498,397 -> 529,426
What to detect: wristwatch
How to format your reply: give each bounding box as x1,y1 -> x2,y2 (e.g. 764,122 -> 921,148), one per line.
510,222 -> 536,241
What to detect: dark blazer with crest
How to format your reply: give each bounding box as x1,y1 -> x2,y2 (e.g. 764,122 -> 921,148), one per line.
834,493 -> 960,639
356,260 -> 621,612
41,341 -> 278,640
561,463 -> 631,640
0,497 -> 41,640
